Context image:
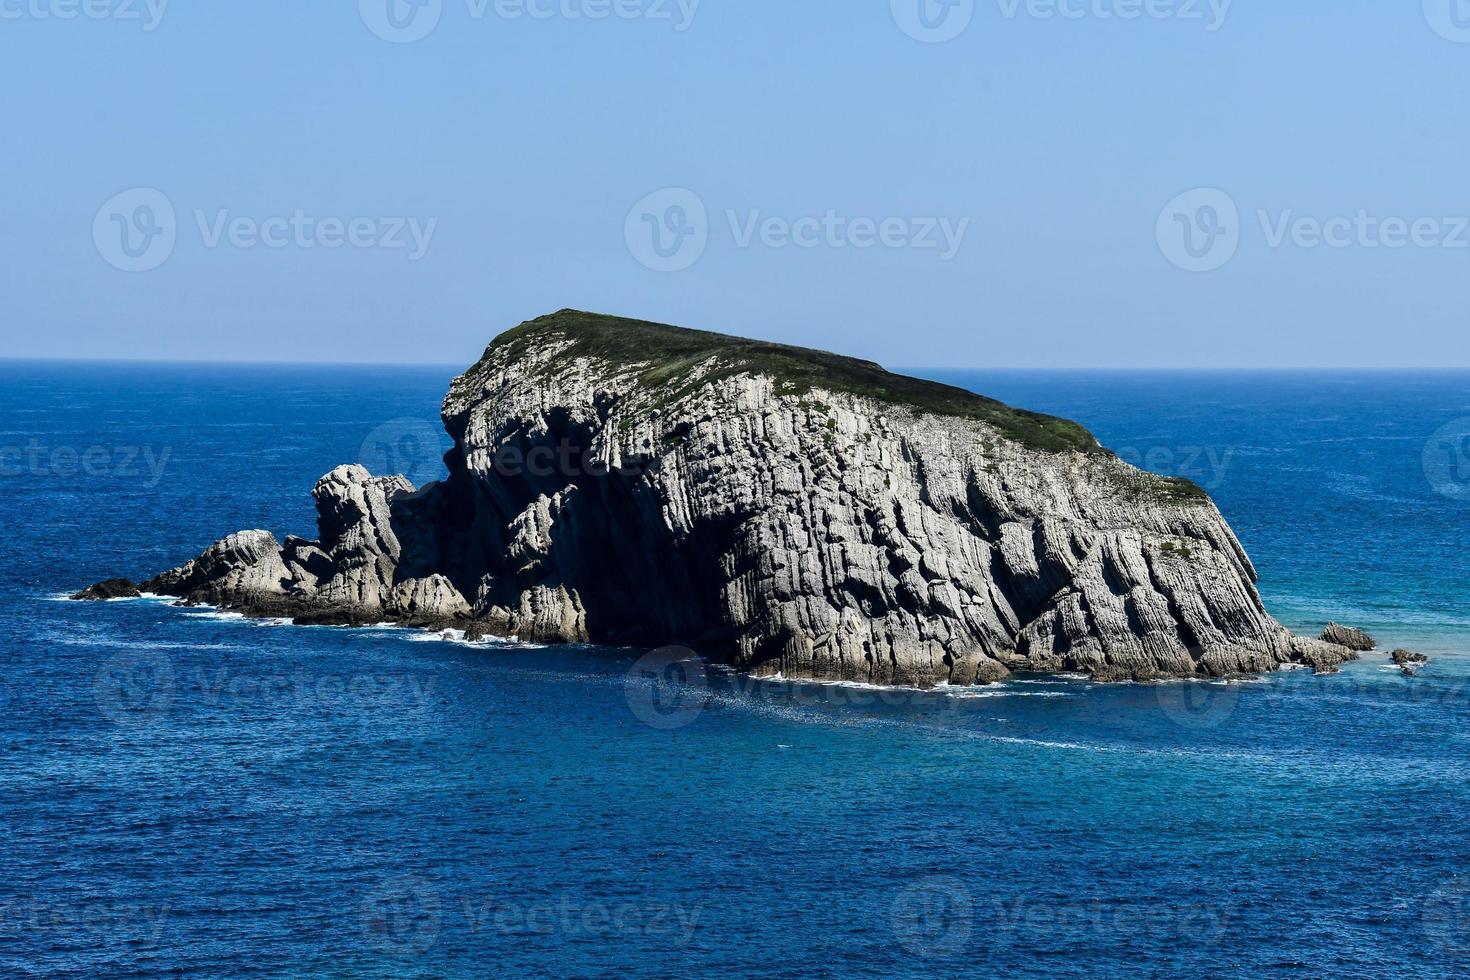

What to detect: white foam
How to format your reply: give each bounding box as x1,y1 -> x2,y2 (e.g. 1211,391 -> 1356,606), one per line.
182,610 -> 246,622
408,629 -> 466,643
944,690 -> 1073,699
54,637 -> 245,652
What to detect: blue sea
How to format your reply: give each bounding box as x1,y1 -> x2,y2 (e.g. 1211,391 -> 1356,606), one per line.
4,362 -> 1470,978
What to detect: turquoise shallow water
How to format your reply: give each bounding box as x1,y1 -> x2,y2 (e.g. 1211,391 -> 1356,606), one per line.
2,362 -> 1469,977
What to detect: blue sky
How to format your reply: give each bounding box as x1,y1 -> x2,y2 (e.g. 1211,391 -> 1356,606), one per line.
2,1 -> 1467,367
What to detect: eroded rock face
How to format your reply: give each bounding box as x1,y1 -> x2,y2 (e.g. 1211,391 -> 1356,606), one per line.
136,470 -> 471,626
1320,623 -> 1376,652
113,310 -> 1357,684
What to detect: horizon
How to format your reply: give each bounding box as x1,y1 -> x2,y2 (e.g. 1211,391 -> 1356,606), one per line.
9,355 -> 1470,373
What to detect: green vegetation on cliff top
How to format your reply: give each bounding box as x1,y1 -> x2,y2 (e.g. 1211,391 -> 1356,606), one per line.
473,310 -> 1116,457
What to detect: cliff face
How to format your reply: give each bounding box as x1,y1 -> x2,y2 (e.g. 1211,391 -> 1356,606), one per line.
133,310 -> 1354,684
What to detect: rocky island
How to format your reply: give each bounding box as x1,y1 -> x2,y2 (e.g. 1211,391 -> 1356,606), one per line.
83,310 -> 1358,685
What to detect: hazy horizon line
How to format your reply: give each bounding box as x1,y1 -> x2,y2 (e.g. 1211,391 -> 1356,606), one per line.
4,356 -> 1470,373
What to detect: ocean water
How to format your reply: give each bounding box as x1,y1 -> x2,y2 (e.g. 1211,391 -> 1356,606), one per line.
3,361 -> 1469,978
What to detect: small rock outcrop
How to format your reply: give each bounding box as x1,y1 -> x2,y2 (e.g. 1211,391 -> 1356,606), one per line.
1392,649 -> 1428,675
1320,623 -> 1376,652
127,466 -> 474,628
85,310 -> 1361,685
72,578 -> 141,601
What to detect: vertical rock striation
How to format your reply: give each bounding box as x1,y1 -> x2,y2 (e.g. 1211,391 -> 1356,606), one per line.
117,310 -> 1354,684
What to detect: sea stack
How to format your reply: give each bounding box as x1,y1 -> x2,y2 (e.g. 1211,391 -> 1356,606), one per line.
91,311 -> 1358,685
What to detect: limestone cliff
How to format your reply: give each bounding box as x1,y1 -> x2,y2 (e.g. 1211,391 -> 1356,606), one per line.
119,310 -> 1354,684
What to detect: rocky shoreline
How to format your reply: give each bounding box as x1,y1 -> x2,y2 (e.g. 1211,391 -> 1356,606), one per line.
80,310 -> 1363,686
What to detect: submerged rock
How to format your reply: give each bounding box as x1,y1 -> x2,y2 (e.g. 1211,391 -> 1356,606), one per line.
1320,622 -> 1376,651
72,578 -> 141,601
106,310 -> 1359,686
